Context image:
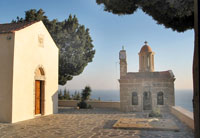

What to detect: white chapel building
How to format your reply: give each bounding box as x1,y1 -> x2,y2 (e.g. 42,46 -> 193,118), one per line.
0,21 -> 58,123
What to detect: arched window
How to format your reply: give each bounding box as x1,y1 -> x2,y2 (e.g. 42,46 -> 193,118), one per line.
157,92 -> 164,105
143,91 -> 152,110
132,92 -> 138,105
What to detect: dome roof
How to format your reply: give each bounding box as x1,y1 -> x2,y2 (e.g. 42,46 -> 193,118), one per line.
139,41 -> 152,53
140,45 -> 152,53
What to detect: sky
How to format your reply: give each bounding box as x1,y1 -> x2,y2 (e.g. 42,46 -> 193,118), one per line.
0,0 -> 194,91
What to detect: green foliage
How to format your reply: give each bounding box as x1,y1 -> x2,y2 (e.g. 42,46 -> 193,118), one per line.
63,89 -> 71,100
58,15 -> 95,85
58,89 -> 63,100
12,9 -> 95,85
77,86 -> 92,109
81,86 -> 92,101
88,105 -> 93,109
96,0 -> 139,15
73,91 -> 81,100
149,109 -> 162,118
58,89 -> 82,100
58,89 -> 71,100
77,101 -> 88,108
96,0 -> 194,32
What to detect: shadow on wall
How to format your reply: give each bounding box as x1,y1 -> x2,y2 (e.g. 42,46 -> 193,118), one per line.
52,90 -> 58,114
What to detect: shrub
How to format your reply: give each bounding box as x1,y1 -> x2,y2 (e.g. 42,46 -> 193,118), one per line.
73,91 -> 81,100
77,86 -> 92,109
149,109 -> 162,118
58,90 -> 63,100
88,104 -> 92,109
77,101 -> 87,108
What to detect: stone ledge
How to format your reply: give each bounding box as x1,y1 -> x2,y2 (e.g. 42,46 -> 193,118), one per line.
58,100 -> 120,109
170,106 -> 194,130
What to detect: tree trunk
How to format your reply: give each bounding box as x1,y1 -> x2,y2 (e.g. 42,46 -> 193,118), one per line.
193,0 -> 200,137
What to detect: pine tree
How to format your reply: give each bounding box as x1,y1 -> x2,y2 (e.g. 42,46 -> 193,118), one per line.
74,91 -> 81,100
77,86 -> 92,108
81,86 -> 91,101
58,89 -> 63,100
66,91 -> 71,100
63,89 -> 67,100
76,92 -> 81,100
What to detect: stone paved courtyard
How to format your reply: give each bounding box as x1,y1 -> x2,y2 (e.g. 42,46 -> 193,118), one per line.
0,107 -> 194,138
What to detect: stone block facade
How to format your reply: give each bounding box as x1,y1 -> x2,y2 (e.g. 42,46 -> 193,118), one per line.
119,42 -> 175,112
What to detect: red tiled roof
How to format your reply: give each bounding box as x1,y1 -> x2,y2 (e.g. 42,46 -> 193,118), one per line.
140,45 -> 152,53
0,21 -> 39,34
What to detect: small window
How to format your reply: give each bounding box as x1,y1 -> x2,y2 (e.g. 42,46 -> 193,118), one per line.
157,92 -> 164,105
132,92 -> 138,105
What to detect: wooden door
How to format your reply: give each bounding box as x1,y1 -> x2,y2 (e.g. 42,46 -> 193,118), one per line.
35,81 -> 41,114
41,81 -> 45,115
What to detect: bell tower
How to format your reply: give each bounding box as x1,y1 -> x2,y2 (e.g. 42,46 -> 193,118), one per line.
139,41 -> 155,72
119,46 -> 127,77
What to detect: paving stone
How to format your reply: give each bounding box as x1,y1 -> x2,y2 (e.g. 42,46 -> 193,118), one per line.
0,107 -> 194,138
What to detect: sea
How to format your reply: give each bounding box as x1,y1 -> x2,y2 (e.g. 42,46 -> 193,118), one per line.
60,89 -> 193,112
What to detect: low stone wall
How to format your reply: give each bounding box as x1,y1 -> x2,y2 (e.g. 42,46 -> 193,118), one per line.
59,100 -> 78,107
170,106 -> 194,130
58,100 -> 120,109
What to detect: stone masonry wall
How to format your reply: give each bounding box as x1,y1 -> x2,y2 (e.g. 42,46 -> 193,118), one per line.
120,78 -> 174,112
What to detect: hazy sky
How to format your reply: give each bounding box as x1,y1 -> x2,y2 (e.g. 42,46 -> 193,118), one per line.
0,0 -> 194,90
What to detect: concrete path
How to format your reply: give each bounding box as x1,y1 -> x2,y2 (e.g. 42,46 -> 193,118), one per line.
0,107 -> 194,138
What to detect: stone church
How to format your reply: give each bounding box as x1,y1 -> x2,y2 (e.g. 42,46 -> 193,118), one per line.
119,42 -> 175,112
0,21 -> 58,123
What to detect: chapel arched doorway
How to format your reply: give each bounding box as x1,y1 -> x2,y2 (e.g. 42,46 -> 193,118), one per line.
35,67 -> 45,115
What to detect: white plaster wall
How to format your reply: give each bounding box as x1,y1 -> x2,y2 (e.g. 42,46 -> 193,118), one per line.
0,33 -> 14,122
12,21 -> 58,123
